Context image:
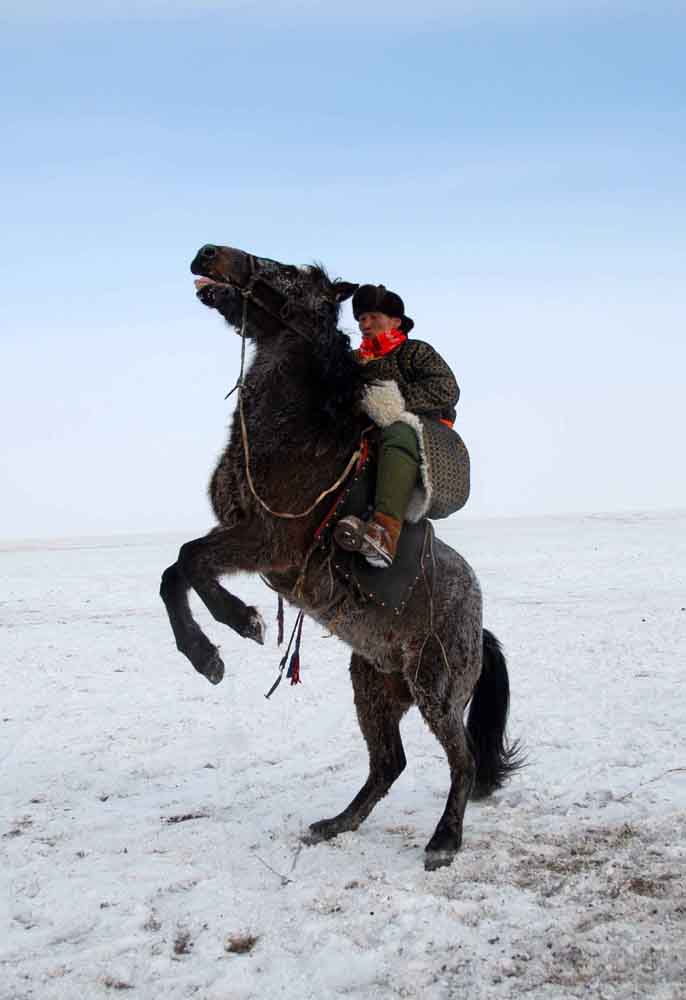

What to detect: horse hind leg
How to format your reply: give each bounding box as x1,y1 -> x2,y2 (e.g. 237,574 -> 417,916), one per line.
410,645 -> 477,871
422,713 -> 475,871
305,654 -> 412,844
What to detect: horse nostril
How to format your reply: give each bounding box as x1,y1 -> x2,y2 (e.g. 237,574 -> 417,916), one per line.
200,245 -> 217,259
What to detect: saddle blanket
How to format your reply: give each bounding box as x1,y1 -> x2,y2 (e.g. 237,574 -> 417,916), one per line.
319,456 -> 434,614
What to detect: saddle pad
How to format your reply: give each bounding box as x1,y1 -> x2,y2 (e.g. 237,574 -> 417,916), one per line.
323,462 -> 433,614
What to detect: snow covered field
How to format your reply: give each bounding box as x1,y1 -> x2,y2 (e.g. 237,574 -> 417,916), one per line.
2,511 -> 685,1000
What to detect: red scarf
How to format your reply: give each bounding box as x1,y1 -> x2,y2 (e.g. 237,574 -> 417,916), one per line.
357,328 -> 407,361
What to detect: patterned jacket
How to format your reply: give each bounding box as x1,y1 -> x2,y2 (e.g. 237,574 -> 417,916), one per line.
357,338 -> 470,521
356,339 -> 459,424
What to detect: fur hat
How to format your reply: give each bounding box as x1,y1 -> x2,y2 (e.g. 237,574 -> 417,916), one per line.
352,284 -> 414,334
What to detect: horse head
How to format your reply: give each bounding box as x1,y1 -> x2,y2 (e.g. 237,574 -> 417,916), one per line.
191,243 -> 363,442
190,244 -> 358,342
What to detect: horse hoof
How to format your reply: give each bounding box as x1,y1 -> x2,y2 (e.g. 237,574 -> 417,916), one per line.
303,820 -> 339,845
244,608 -> 265,645
424,848 -> 457,871
198,649 -> 225,685
424,828 -> 462,870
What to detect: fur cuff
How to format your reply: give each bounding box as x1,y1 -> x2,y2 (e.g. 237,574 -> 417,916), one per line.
360,380 -> 406,428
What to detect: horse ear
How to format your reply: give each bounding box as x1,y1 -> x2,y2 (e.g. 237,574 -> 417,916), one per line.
333,281 -> 359,303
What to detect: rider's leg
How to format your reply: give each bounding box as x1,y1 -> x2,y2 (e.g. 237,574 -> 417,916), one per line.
375,420 -> 420,521
335,421 -> 420,567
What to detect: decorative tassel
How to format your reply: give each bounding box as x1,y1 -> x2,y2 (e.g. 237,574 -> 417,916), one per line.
287,651 -> 301,686
277,596 -> 284,646
265,610 -> 304,698
287,612 -> 304,686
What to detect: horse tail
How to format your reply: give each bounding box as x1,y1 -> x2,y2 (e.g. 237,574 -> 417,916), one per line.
466,628 -> 524,798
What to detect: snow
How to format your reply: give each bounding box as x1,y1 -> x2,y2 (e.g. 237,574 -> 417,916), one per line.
2,511 -> 685,999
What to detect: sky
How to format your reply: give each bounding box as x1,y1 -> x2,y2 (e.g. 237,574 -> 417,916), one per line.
1,1 -> 685,539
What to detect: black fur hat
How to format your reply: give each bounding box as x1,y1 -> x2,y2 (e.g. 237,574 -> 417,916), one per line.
352,284 -> 414,334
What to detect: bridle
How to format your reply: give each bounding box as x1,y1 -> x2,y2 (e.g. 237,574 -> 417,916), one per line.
233,253 -> 317,343
223,253 -> 312,401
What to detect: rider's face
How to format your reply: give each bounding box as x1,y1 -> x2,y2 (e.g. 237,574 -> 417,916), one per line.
357,311 -> 402,336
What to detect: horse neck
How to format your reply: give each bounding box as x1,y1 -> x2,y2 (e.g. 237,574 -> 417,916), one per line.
216,327 -> 363,574
243,325 -> 360,463
244,337 -> 310,432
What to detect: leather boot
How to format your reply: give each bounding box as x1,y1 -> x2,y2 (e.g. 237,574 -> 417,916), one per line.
334,511 -> 402,568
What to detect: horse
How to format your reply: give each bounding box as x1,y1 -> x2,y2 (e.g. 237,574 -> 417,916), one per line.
160,243 -> 522,870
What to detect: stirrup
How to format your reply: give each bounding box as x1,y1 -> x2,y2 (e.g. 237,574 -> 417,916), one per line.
334,515 -> 394,568
333,515 -> 366,553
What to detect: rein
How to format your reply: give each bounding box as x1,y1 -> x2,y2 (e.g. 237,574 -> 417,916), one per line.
222,258 -> 365,697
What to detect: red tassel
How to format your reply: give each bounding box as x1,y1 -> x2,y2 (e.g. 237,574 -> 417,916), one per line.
266,609 -> 303,698
287,611 -> 304,685
287,651 -> 301,686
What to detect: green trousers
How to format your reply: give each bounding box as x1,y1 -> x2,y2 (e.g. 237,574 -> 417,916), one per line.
375,421 -> 421,523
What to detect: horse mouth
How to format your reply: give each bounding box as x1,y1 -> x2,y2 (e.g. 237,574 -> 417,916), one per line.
193,275 -> 225,291
190,245 -> 248,287
191,261 -> 231,284
191,261 -> 238,302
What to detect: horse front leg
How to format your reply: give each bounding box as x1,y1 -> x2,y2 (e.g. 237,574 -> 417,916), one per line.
160,524 -> 269,684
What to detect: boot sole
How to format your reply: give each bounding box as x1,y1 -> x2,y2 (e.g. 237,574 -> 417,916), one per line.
360,537 -> 393,567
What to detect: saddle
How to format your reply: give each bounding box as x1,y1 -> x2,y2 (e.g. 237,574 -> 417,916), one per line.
317,442 -> 434,614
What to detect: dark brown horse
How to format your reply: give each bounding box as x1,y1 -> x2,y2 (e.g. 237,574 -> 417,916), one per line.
160,244 -> 521,870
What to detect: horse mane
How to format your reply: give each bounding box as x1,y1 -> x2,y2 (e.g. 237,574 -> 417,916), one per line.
301,263 -> 362,444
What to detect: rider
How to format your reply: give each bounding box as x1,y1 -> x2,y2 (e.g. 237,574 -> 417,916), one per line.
334,284 -> 459,569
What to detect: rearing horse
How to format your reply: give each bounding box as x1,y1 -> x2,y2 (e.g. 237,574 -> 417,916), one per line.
160,244 -> 522,870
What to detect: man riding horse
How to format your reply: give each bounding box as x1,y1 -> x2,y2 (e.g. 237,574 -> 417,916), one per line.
335,283 -> 469,568
163,244 -> 519,871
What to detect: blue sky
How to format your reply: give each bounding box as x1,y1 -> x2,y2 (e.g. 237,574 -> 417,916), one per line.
1,2 -> 684,537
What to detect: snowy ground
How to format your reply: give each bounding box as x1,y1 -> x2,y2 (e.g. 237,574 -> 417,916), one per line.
2,510 -> 685,1000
